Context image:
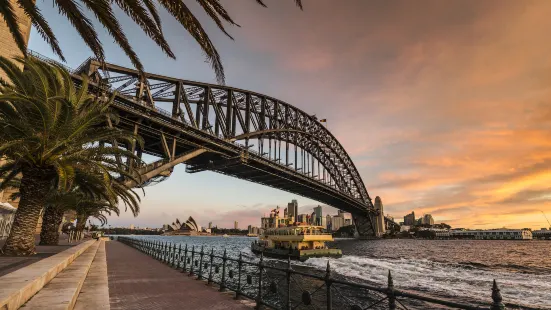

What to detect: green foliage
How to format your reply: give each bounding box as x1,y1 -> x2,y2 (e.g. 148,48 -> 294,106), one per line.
98,227 -> 162,235
0,56 -> 143,194
333,225 -> 356,237
0,0 -> 303,83
415,230 -> 436,239
0,56 -> 144,254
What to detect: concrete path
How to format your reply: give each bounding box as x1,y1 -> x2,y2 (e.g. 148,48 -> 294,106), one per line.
105,241 -> 252,310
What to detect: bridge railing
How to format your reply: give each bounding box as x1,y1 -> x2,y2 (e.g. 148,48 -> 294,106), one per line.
118,236 -> 507,310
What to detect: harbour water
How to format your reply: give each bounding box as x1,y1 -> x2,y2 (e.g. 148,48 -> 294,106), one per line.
132,236 -> 551,309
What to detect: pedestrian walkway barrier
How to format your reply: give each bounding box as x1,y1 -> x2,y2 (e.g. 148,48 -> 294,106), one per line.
118,237 -> 507,310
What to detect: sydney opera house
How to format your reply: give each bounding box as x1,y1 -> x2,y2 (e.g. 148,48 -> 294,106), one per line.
164,216 -> 210,235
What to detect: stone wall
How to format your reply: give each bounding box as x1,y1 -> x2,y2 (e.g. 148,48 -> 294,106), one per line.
0,0 -> 32,80
1,5 -> 35,231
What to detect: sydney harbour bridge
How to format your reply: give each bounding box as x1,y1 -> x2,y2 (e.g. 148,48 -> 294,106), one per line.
32,51 -> 396,237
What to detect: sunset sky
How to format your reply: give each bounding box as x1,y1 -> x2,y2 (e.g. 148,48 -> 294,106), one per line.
28,0 -> 551,230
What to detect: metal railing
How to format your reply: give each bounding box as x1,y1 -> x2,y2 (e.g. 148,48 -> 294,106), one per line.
118,237 -> 507,310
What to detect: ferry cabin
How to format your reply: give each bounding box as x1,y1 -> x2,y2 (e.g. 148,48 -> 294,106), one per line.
259,226 -> 333,250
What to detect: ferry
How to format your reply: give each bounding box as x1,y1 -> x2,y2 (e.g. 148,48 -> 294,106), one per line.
251,225 -> 342,261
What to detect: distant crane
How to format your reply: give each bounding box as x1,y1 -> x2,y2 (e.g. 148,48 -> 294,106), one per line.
541,211 -> 551,228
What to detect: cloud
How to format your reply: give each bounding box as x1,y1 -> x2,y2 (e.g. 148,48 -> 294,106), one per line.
83,0 -> 551,230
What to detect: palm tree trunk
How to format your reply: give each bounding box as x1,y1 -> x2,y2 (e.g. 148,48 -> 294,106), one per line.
39,206 -> 64,245
76,214 -> 87,234
1,169 -> 52,256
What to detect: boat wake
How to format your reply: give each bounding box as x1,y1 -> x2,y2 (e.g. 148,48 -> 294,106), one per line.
301,255 -> 551,309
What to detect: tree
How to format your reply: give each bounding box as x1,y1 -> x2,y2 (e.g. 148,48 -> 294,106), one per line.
39,177 -> 140,245
0,0 -> 303,84
0,56 -> 142,255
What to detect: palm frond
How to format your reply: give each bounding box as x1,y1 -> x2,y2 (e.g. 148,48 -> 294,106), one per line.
80,0 -> 144,73
141,0 -> 162,30
53,0 -> 104,64
157,0 -> 225,84
196,0 -> 240,39
113,0 -> 175,59
0,0 -> 27,57
17,0 -> 65,61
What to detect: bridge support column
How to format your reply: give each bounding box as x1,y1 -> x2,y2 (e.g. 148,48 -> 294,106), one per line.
353,212 -> 377,239
353,210 -> 385,239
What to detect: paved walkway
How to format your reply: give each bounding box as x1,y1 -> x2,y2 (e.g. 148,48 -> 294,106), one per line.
0,235 -> 86,277
105,241 -> 252,310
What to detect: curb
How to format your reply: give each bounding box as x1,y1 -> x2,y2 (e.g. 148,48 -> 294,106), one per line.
0,240 -> 96,310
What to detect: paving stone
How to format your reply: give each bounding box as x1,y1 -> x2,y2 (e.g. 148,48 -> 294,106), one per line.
106,241 -> 252,310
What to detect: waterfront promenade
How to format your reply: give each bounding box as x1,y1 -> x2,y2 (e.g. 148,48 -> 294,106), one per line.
105,241 -> 252,309
0,239 -> 254,309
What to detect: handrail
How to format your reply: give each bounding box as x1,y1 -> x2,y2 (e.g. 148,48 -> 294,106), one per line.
117,236 -> 507,310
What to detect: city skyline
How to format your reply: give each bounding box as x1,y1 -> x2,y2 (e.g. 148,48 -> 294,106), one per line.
26,0 -> 551,230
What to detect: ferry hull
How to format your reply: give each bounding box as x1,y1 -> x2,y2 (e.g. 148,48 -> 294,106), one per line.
251,243 -> 342,262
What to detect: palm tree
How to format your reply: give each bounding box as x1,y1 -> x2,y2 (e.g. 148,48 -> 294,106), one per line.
0,0 -> 303,83
73,199 -> 120,235
39,177 -> 141,245
0,56 -> 142,255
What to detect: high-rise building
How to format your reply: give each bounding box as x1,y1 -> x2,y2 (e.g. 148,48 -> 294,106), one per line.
422,214 -> 434,226
313,206 -> 323,226
297,214 -> 308,224
287,199 -> 298,223
332,215 -> 345,231
129,224 -> 135,230
404,211 -> 416,226
208,222 -> 212,229
234,221 -> 239,230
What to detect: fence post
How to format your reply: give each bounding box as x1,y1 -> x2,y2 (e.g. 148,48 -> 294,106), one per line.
198,245 -> 205,280
172,244 -> 179,268
220,249 -> 227,292
156,241 -> 161,260
256,252 -> 264,309
164,242 -> 169,264
387,270 -> 396,310
182,244 -> 188,273
208,248 -> 214,285
325,261 -> 332,310
286,256 -> 292,310
189,245 -> 195,276
236,253 -> 243,300
173,244 -> 177,265
490,280 -> 505,310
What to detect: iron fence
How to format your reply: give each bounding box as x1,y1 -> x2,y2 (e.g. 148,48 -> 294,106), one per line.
117,237 -> 506,310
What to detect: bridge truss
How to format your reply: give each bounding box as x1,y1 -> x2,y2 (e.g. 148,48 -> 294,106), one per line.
72,58 -> 381,236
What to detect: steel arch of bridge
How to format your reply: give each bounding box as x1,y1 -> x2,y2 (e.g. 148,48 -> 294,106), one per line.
77,59 -> 376,219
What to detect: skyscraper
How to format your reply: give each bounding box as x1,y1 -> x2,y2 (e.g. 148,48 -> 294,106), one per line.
208,222 -> 213,229
404,211 -> 416,226
313,206 -> 323,226
234,221 -> 239,230
287,199 -> 298,222
422,214 -> 434,225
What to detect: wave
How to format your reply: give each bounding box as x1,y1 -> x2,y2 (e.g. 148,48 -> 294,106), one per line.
301,255 -> 551,309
